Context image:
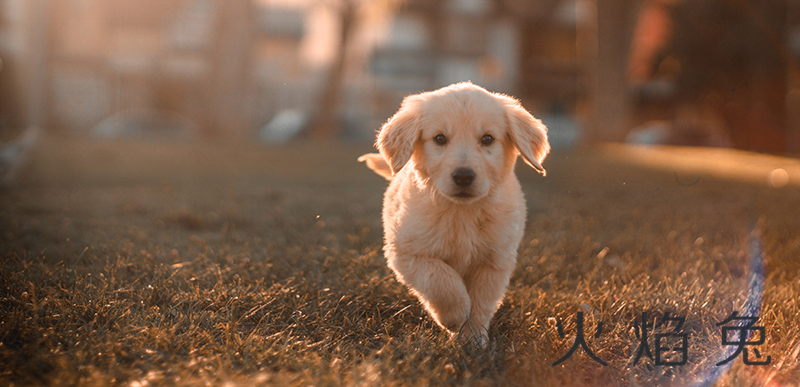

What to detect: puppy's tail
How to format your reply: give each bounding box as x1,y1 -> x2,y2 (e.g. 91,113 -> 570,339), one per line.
358,153 -> 393,180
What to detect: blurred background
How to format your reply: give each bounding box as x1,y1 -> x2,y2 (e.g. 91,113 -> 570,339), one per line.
0,0 -> 799,153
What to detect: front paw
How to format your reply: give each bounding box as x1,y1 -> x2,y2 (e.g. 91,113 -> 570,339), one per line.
431,299 -> 471,333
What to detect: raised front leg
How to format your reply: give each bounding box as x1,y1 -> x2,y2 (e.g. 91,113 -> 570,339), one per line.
462,263 -> 514,344
389,255 -> 471,334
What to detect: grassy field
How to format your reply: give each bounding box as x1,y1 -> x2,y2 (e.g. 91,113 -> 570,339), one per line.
1,137 -> 799,386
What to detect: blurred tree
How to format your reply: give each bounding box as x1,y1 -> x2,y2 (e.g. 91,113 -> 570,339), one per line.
209,0 -> 255,139
589,0 -> 639,143
310,0 -> 406,140
0,57 -> 26,140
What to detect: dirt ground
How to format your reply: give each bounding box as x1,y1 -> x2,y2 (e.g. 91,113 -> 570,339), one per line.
1,137 -> 799,386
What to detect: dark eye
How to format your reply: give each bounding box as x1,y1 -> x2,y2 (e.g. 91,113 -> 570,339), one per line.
434,134 -> 447,146
480,134 -> 494,146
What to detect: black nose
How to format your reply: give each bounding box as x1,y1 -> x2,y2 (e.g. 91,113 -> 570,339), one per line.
452,168 -> 475,187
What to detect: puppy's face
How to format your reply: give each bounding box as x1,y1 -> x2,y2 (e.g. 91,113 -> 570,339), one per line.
377,82 -> 550,203
414,93 -> 514,202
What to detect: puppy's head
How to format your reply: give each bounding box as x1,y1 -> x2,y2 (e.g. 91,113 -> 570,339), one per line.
377,82 -> 549,203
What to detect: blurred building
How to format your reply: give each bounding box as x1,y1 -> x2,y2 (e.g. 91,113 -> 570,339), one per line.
0,0 -> 326,139
1,0 -> 799,153
362,0 -> 800,153
363,0 -> 588,147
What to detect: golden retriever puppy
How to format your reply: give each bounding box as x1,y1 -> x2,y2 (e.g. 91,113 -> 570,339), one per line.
358,82 -> 549,344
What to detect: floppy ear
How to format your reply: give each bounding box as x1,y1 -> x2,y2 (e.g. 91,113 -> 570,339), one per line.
376,96 -> 421,175
502,96 -> 550,176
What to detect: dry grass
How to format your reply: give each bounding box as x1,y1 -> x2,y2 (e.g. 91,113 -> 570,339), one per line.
1,138 -> 799,386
